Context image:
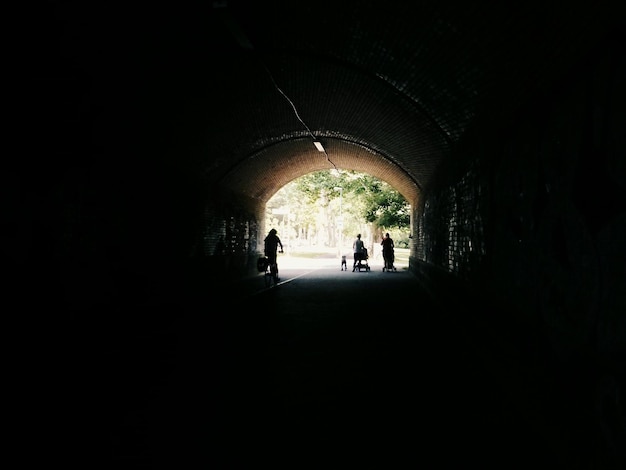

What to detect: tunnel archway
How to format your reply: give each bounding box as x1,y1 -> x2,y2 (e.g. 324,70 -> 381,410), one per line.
220,137 -> 421,206
21,4 -> 625,467
213,136 -> 422,275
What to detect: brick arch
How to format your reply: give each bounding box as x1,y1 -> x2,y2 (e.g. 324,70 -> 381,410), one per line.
219,137 -> 421,208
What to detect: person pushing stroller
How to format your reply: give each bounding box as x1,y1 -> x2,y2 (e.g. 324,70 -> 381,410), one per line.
352,233 -> 365,271
381,232 -> 396,272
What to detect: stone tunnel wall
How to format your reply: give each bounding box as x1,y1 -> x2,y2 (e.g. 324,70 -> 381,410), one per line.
411,30 -> 624,376
189,187 -> 265,284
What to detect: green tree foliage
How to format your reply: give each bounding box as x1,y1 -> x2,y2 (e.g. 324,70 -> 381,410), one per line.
266,170 -> 411,247
294,171 -> 338,206
364,187 -> 410,229
290,170 -> 409,229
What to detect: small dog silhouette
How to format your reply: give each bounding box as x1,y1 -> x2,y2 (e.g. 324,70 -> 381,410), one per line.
341,255 -> 347,271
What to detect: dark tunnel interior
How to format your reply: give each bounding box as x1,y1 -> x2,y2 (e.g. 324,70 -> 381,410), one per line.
9,1 -> 626,467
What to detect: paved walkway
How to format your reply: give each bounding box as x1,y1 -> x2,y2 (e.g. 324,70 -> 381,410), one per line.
233,247 -> 409,296
101,253 -> 597,468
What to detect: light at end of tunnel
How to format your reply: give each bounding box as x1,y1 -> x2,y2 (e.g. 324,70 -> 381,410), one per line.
313,141 -> 325,152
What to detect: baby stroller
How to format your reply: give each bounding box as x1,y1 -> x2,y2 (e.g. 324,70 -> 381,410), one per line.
382,249 -> 397,272
354,247 -> 371,272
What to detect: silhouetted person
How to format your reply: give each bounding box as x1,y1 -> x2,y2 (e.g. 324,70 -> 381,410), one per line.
264,228 -> 284,277
352,233 -> 364,271
381,232 -> 395,271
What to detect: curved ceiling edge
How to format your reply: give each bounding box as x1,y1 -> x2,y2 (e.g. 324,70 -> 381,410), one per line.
219,138 -> 421,205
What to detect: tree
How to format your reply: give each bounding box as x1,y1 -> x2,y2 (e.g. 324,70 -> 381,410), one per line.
267,170 -> 410,245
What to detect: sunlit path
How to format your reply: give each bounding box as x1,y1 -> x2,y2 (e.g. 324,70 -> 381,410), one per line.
277,246 -> 409,271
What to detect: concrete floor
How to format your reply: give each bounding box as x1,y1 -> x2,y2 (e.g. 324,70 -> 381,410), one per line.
83,255 -> 608,468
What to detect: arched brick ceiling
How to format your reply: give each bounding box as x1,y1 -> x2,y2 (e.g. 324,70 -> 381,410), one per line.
207,42 -> 450,206
70,1 -> 617,207
221,138 -> 422,203
201,0 -> 615,206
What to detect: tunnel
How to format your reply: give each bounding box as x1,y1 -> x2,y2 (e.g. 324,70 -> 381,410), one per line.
13,1 -> 625,468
